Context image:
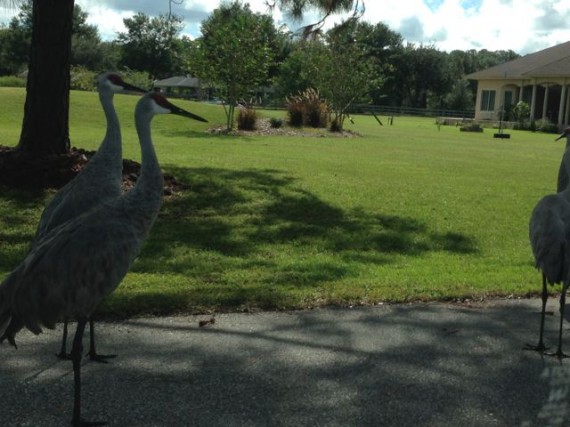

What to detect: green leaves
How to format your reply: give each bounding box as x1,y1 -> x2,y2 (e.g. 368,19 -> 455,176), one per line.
191,1 -> 279,130
117,13 -> 186,79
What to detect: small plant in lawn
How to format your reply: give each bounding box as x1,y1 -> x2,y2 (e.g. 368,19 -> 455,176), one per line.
270,117 -> 283,129
460,122 -> 483,132
330,118 -> 342,132
286,100 -> 304,127
512,101 -> 530,129
286,88 -> 329,128
535,118 -> 560,134
237,106 -> 257,131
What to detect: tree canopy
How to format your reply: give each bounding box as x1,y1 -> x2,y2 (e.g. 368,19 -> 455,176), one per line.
117,13 -> 188,79
189,1 -> 280,130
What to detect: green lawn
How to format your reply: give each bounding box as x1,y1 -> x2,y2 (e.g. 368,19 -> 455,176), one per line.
0,88 -> 562,316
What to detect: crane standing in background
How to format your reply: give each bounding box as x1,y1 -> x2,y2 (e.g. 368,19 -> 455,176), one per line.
0,93 -> 207,426
556,128 -> 570,192
527,127 -> 570,358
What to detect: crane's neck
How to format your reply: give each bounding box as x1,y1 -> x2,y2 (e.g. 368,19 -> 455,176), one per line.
130,112 -> 164,209
557,136 -> 570,193
91,90 -> 122,171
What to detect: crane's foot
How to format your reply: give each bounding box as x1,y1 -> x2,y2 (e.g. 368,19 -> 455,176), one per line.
71,417 -> 107,426
56,351 -> 73,360
524,342 -> 549,353
87,351 -> 117,364
545,349 -> 570,359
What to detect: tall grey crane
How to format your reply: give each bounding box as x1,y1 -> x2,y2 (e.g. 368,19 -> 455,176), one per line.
31,72 -> 145,361
527,128 -> 570,358
0,93 -> 207,426
556,127 -> 570,192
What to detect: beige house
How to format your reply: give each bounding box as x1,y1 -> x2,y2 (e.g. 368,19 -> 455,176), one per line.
466,41 -> 570,127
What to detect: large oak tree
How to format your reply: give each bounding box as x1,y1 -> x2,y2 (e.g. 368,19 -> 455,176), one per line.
0,0 -> 75,188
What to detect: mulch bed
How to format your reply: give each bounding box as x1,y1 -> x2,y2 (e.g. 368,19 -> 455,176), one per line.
0,145 -> 185,194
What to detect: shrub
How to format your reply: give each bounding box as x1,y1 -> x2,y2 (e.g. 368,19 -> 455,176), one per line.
0,75 -> 26,87
286,101 -> 304,127
535,118 -> 560,134
286,88 -> 329,128
330,118 -> 342,132
237,106 -> 257,130
460,123 -> 483,132
529,119 -> 537,132
70,66 -> 97,91
269,117 -> 283,128
512,101 -> 530,126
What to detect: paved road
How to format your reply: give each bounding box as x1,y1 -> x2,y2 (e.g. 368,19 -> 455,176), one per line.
2,298 -> 570,426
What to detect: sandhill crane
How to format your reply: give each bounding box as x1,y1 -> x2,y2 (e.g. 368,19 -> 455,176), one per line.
556,127 -> 570,192
0,93 -> 207,426
30,72 -> 145,361
528,129 -> 570,358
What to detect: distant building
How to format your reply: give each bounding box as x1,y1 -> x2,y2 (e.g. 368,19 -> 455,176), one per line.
153,75 -> 202,100
466,41 -> 570,127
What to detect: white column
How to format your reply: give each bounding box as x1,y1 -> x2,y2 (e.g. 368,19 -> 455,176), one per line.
559,85 -> 567,125
530,84 -> 537,121
566,86 -> 570,125
542,84 -> 549,120
519,82 -> 524,103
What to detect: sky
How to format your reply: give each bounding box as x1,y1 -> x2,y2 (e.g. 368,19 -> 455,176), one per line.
1,0 -> 570,55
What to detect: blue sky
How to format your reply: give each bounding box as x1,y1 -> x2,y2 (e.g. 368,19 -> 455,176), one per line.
1,0 -> 569,54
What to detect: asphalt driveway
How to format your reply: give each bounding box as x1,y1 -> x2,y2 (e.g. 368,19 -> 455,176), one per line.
2,298 -> 569,426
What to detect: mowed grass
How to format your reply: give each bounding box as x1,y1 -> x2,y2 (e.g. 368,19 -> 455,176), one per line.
0,87 -> 562,316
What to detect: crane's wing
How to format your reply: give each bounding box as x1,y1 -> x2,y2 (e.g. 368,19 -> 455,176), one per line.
33,178 -> 122,245
529,195 -> 570,283
9,203 -> 145,337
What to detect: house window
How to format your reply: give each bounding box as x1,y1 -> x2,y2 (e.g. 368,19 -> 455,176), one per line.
480,90 -> 496,111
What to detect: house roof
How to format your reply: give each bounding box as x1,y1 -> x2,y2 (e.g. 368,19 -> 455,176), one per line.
153,75 -> 200,88
466,41 -> 570,80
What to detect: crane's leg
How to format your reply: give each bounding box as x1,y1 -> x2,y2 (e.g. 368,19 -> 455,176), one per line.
56,319 -> 70,359
71,319 -> 107,427
524,274 -> 549,352
546,283 -> 570,359
57,318 -> 117,363
87,319 -> 116,363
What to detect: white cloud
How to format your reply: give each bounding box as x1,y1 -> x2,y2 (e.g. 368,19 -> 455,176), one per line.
76,3 -> 132,40
2,0 -> 570,54
357,0 -> 570,53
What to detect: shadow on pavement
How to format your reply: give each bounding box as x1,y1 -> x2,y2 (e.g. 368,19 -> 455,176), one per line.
1,300 -> 568,426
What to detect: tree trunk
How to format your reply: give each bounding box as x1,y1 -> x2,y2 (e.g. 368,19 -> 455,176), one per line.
17,0 -> 74,156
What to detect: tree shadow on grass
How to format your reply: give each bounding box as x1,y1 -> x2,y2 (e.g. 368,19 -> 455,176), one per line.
0,186 -> 46,270
134,166 -> 479,284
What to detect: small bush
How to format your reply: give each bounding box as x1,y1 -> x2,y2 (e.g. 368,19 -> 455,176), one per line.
237,107 -> 257,131
330,118 -> 342,132
286,102 -> 304,127
529,119 -> 537,132
460,123 -> 483,132
535,118 -> 560,134
286,88 -> 329,128
0,75 -> 26,87
70,66 -> 97,91
269,117 -> 283,128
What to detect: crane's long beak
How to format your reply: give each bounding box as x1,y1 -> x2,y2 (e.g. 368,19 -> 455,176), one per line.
556,132 -> 566,141
168,103 -> 208,123
122,82 -> 148,94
